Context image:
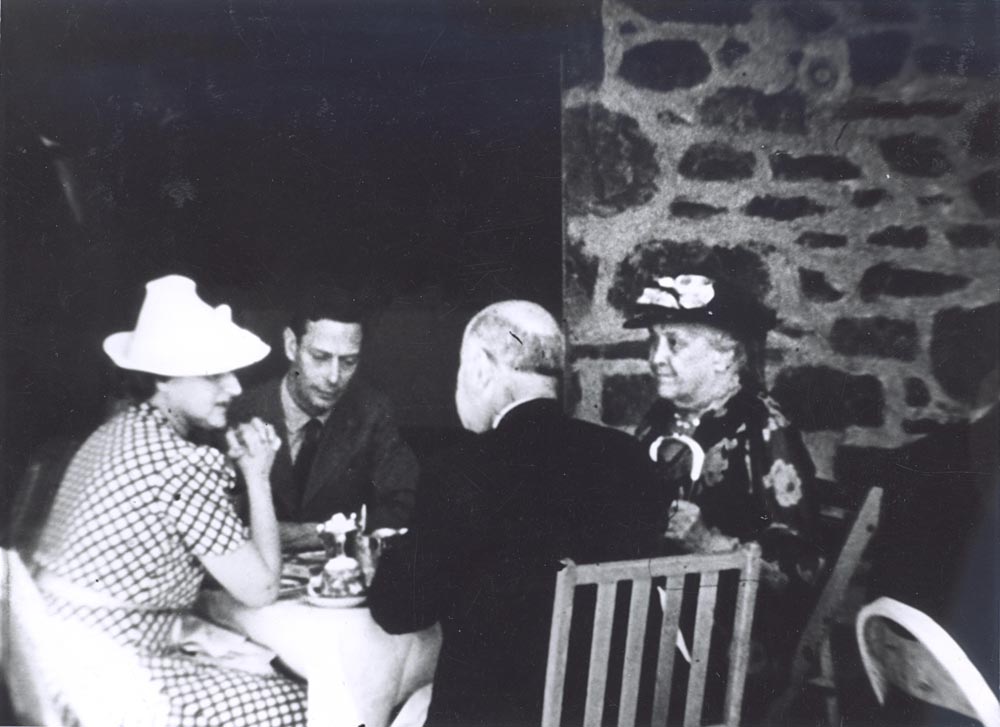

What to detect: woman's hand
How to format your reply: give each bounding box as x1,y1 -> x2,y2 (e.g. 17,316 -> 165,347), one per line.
226,418 -> 280,487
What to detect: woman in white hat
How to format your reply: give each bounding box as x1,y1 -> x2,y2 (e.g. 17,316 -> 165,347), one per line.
32,275 -> 306,726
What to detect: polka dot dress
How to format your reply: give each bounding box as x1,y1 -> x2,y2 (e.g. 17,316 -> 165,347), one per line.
34,402 -> 306,727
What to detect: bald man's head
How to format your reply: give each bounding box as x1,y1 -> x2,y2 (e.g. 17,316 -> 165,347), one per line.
455,301 -> 565,432
463,300 -> 564,377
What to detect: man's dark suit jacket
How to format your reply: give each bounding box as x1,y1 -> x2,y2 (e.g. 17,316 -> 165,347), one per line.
229,377 -> 418,530
368,398 -> 672,727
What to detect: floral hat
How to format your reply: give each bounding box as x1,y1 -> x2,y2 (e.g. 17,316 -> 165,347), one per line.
623,273 -> 777,338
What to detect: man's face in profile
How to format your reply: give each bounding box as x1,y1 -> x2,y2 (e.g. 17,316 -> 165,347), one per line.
284,319 -> 362,417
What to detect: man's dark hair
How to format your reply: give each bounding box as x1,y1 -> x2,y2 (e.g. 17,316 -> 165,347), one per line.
288,285 -> 366,339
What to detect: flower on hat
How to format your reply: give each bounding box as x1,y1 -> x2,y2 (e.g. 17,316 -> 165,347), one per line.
635,274 -> 716,310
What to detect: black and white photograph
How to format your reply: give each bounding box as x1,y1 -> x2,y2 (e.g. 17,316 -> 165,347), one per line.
1,1 -> 998,726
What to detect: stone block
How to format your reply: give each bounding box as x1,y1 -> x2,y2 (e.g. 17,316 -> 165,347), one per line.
565,236 -> 599,302
601,373 -> 658,427
621,0 -> 753,25
931,302 -> 1000,404
718,37 -> 750,68
772,365 -> 884,431
781,4 -> 837,34
619,40 -> 712,93
867,225 -> 928,248
795,231 -> 848,248
744,194 -> 828,220
859,3 -> 917,22
859,262 -> 970,301
657,109 -> 691,126
608,239 -> 770,314
901,418 -> 948,435
699,87 -> 807,135
968,102 -> 1000,161
678,142 -> 755,181
904,377 -> 931,407
836,97 -> 963,120
916,43 -> 1000,79
945,224 -> 999,249
830,316 -> 919,360
916,194 -> 952,207
849,31 -> 912,87
565,371 -> 581,414
770,152 -> 861,181
799,268 -> 844,302
878,134 -> 952,178
852,189 -> 889,208
970,170 -> 1000,218
563,103 -> 660,218
804,58 -> 839,91
670,198 -> 727,219
571,340 -> 649,361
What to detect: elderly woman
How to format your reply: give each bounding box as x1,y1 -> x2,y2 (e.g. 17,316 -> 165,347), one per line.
626,270 -> 821,713
32,275 -> 306,726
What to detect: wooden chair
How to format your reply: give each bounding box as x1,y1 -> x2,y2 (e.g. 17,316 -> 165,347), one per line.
1,548 -> 169,727
542,543 -> 761,727
765,485 -> 884,725
856,596 -> 1000,727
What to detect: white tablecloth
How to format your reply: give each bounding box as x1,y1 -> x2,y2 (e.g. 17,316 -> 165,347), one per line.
197,590 -> 441,727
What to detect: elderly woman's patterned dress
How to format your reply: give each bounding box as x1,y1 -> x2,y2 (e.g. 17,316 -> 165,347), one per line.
636,387 -> 822,719
33,402 -> 306,727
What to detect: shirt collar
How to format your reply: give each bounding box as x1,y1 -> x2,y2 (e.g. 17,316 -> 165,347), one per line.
492,395 -> 557,429
281,375 -> 333,432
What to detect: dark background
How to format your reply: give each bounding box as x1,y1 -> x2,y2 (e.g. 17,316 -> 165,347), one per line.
1,0 -> 600,496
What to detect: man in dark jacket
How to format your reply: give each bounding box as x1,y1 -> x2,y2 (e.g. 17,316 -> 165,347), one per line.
229,288 -> 417,551
368,300 -> 672,727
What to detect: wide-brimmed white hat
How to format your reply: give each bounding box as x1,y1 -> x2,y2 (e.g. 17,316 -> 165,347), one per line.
103,275 -> 270,377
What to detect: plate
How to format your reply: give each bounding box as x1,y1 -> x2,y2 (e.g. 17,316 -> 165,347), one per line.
304,578 -> 367,608
292,550 -> 328,565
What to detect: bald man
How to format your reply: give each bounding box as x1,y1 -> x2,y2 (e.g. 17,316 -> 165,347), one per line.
369,301 -> 672,727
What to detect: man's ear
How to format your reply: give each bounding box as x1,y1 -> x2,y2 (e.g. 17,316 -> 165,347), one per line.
282,327 -> 298,363
471,346 -> 496,388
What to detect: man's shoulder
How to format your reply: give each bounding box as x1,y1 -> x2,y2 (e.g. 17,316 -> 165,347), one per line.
562,414 -> 645,457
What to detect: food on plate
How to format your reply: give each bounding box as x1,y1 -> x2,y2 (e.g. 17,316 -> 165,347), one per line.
317,555 -> 366,598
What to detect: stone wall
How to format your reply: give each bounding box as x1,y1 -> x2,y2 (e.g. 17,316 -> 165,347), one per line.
563,0 -> 999,487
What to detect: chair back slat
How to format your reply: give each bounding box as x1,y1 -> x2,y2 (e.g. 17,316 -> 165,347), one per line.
683,572 -> 720,727
545,544 -> 761,727
617,578 -> 652,727
584,582 -> 618,726
651,574 -> 685,725
542,563 -> 578,727
723,546 -> 762,724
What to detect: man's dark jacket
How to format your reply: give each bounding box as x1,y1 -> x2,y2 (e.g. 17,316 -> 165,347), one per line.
368,398 -> 672,727
229,377 -> 418,529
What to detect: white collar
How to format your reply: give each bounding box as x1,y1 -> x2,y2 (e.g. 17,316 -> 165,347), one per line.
492,395 -> 556,429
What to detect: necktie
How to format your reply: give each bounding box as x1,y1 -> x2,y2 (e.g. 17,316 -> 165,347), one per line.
293,418 -> 323,500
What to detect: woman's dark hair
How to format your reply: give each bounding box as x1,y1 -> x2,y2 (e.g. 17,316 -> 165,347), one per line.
288,284 -> 366,340
116,369 -> 169,403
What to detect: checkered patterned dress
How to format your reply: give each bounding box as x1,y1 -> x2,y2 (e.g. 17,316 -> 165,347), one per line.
34,402 -> 307,727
